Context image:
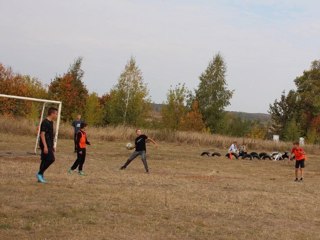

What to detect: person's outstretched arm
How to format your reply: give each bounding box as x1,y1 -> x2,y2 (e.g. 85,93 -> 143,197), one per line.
147,137 -> 157,146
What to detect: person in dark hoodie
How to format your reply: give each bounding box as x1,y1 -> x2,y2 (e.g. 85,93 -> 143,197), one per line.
68,122 -> 90,176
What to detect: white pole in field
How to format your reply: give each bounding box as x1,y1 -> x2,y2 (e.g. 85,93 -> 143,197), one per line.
54,102 -> 62,149
0,94 -> 61,104
34,102 -> 47,154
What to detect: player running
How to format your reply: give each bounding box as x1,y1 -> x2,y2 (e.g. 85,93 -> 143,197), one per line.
120,129 -> 157,173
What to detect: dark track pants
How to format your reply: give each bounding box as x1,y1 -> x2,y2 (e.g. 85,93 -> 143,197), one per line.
122,151 -> 149,172
74,133 -> 77,151
71,148 -> 86,171
38,149 -> 55,175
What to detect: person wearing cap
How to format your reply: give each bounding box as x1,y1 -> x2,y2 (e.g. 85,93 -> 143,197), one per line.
68,122 -> 90,176
72,114 -> 84,153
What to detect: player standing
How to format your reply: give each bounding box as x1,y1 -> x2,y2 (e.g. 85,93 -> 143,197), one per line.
290,141 -> 306,182
36,107 -> 58,183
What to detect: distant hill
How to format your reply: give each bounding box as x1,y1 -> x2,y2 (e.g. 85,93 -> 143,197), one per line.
152,103 -> 163,112
228,111 -> 270,123
151,103 -> 270,123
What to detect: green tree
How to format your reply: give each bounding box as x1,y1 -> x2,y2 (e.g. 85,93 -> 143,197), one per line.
283,118 -> 300,142
306,127 -> 317,144
246,121 -> 268,140
105,57 -> 151,126
294,59 -> 320,133
269,90 -> 298,138
196,53 -> 233,133
220,113 -> 252,137
269,59 -> 320,141
48,57 -> 88,121
84,92 -> 103,126
100,93 -> 111,125
24,76 -> 49,122
161,83 -> 189,130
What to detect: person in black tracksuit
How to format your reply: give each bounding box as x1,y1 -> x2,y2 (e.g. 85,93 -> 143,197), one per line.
36,107 -> 58,183
120,129 -> 157,173
68,122 -> 90,175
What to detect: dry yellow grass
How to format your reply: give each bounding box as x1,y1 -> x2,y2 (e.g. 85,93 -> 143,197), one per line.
1,116 -> 320,154
1,132 -> 320,240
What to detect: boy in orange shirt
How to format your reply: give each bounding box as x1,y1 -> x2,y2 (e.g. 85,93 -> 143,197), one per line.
68,122 -> 90,176
290,141 -> 306,182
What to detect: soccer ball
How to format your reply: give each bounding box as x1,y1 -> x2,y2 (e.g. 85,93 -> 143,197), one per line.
126,143 -> 133,150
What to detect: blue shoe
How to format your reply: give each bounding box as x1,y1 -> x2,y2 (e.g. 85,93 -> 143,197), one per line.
36,173 -> 46,183
42,175 -> 47,182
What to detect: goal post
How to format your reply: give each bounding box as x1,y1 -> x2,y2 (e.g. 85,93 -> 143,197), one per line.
0,94 -> 62,154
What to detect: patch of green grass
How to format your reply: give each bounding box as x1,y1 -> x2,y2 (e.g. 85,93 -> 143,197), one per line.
0,223 -> 12,230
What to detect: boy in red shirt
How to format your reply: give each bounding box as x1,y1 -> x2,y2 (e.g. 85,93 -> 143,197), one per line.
68,122 -> 90,176
290,141 -> 306,182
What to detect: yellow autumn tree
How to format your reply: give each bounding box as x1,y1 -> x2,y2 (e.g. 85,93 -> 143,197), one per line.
180,100 -> 205,132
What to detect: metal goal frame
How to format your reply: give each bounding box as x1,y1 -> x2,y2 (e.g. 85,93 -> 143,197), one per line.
0,94 -> 62,154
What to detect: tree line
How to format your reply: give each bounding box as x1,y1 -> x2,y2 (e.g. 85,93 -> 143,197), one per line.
0,54 -> 290,140
269,60 -> 320,144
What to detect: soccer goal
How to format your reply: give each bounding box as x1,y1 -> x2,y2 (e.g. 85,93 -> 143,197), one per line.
0,94 -> 62,154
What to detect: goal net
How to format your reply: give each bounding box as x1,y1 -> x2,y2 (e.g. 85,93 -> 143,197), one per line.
0,94 -> 62,154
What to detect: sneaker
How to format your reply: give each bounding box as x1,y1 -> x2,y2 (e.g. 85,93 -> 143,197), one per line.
36,173 -> 46,183
294,178 -> 299,182
300,178 -> 304,182
78,171 -> 85,176
42,175 -> 47,182
68,168 -> 73,174
120,166 -> 126,170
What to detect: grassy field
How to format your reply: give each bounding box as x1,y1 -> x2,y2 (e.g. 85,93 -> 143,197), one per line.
1,133 -> 320,240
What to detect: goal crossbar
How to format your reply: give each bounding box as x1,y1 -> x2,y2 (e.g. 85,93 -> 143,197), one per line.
0,94 -> 62,154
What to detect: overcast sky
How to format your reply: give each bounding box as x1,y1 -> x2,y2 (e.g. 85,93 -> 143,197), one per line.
0,0 -> 319,113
